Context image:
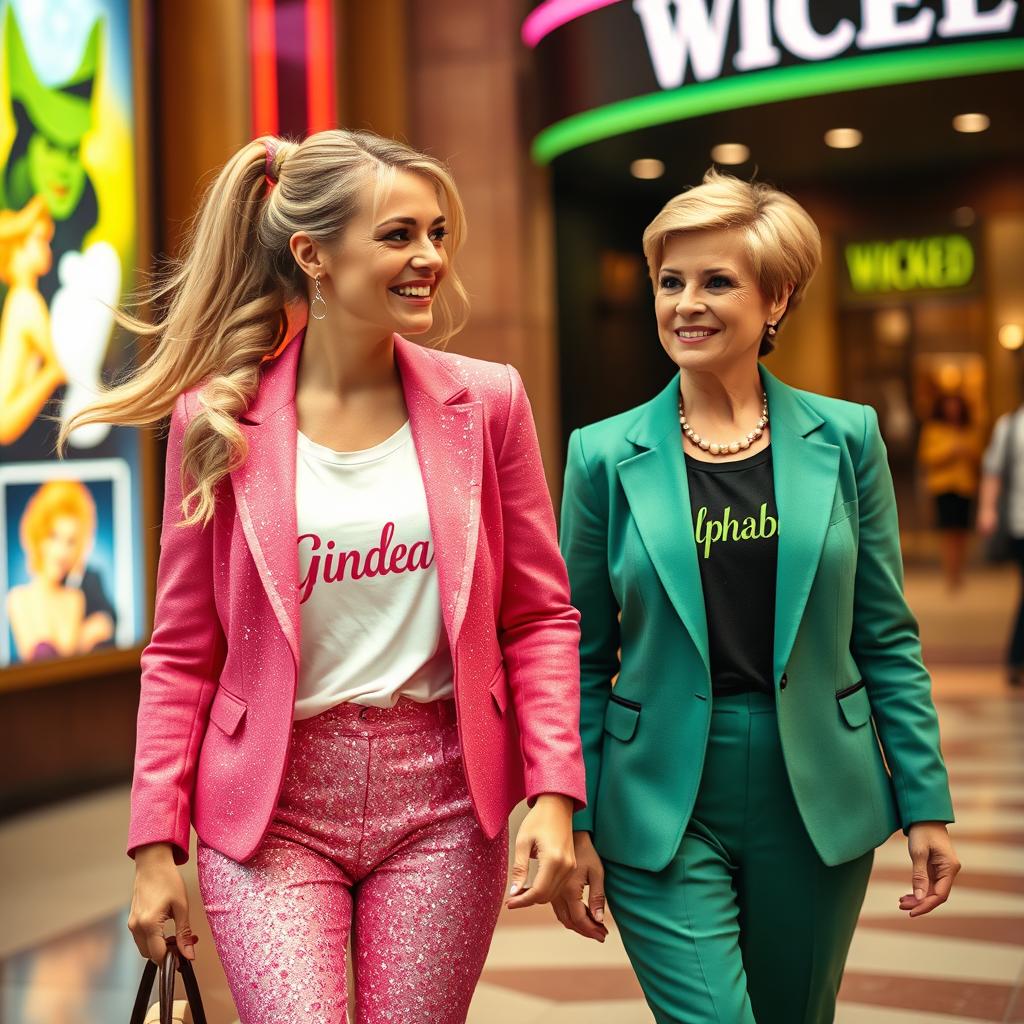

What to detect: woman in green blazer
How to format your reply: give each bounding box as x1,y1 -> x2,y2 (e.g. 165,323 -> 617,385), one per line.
552,171 -> 961,1024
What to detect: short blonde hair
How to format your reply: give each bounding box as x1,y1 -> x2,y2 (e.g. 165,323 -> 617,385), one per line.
20,480 -> 96,575
642,169 -> 821,354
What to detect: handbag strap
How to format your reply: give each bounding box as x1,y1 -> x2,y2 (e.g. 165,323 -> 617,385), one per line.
129,938 -> 208,1024
160,948 -> 177,1024
129,959 -> 158,1024
178,951 -> 208,1024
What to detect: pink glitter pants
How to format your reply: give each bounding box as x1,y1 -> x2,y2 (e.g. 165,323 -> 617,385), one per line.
197,698 -> 509,1024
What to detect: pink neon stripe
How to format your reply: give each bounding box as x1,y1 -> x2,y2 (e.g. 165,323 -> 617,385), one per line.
521,0 -> 623,48
250,0 -> 278,136
305,0 -> 335,132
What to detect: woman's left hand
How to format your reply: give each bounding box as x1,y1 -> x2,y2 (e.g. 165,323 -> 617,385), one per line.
900,821 -> 961,917
506,794 -> 576,910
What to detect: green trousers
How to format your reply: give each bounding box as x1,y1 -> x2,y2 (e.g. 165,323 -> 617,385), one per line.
604,691 -> 873,1024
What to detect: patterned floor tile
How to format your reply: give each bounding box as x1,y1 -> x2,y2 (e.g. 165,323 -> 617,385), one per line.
838,971 -> 1015,1020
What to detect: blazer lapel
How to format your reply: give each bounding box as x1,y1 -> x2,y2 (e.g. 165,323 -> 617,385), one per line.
230,332 -> 302,667
395,336 -> 482,652
762,366 -> 840,685
617,375 -> 711,676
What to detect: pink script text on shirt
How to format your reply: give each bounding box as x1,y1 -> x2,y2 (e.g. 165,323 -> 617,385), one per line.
297,521 -> 435,604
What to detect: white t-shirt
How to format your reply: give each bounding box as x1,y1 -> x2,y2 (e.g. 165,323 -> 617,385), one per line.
983,408 -> 1024,538
293,421 -> 453,719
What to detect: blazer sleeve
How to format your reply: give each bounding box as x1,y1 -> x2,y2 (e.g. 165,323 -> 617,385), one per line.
559,428 -> 620,833
851,404 -> 954,829
496,365 -> 586,809
126,394 -> 227,864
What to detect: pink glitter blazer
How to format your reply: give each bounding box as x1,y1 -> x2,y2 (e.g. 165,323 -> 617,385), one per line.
127,330 -> 586,864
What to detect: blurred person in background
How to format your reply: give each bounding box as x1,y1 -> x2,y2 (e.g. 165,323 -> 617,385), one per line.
978,403 -> 1024,686
554,170 -> 959,1024
61,129 -> 585,1024
917,392 -> 983,592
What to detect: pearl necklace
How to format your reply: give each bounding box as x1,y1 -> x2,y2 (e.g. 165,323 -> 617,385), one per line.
678,392 -> 769,457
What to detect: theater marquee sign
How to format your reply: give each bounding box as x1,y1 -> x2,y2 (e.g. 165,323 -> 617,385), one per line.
522,0 -> 1024,162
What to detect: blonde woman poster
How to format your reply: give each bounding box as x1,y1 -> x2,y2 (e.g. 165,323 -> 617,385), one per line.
1,460 -> 132,667
6,479 -> 113,661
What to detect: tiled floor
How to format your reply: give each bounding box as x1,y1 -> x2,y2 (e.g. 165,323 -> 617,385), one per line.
1,566 -> 1022,1022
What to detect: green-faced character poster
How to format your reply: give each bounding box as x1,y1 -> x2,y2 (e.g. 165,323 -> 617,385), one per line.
0,0 -> 146,676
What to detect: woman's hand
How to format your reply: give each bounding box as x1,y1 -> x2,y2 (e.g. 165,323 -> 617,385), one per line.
551,830 -> 609,942
506,794 -> 576,910
977,474 -> 1001,536
977,503 -> 998,537
899,822 -> 961,917
128,843 -> 196,962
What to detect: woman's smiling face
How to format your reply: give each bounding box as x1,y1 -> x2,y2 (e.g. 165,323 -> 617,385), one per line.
317,169 -> 449,337
654,227 -> 782,374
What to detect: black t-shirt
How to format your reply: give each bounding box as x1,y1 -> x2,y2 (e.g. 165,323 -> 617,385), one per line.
685,446 -> 778,697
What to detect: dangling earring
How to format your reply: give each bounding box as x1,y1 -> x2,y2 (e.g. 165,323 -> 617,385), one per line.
311,274 -> 328,320
766,321 -> 778,337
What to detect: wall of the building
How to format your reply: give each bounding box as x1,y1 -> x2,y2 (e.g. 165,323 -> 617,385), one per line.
156,0 -> 251,252
986,213 -> 1024,417
766,237 -> 841,398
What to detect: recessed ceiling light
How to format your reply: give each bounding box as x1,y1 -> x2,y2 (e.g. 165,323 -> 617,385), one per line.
999,324 -> 1024,351
953,112 -> 990,133
824,128 -> 863,149
710,143 -> 750,165
631,158 -> 665,180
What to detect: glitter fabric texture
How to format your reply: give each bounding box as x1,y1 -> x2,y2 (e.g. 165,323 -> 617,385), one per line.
197,697 -> 508,1024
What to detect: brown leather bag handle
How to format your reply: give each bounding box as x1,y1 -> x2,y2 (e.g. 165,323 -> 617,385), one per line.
129,936 -> 208,1024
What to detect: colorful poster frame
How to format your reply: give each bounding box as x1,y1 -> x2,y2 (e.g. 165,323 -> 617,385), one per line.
0,0 -> 155,691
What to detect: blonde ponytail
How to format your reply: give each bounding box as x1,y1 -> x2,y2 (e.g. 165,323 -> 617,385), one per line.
59,130 -> 470,526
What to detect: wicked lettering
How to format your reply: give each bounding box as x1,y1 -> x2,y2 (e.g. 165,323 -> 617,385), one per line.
633,0 -> 1017,90
845,234 -> 975,294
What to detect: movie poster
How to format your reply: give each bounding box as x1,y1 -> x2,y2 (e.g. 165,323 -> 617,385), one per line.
0,0 -> 146,674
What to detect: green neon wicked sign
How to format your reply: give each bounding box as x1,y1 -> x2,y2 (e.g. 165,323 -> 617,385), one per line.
844,233 -> 976,294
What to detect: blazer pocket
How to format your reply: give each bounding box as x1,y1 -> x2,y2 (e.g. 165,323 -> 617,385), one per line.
830,498 -> 858,527
488,663 -> 509,716
837,681 -> 871,728
604,694 -> 640,741
209,687 -> 247,736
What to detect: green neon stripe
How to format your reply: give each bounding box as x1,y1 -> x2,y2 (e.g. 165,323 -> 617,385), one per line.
531,39 -> 1024,164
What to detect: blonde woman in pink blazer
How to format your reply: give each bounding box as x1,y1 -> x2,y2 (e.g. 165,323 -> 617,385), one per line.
62,130 -> 585,1024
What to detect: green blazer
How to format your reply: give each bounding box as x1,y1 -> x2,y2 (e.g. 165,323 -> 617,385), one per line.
560,365 -> 954,870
